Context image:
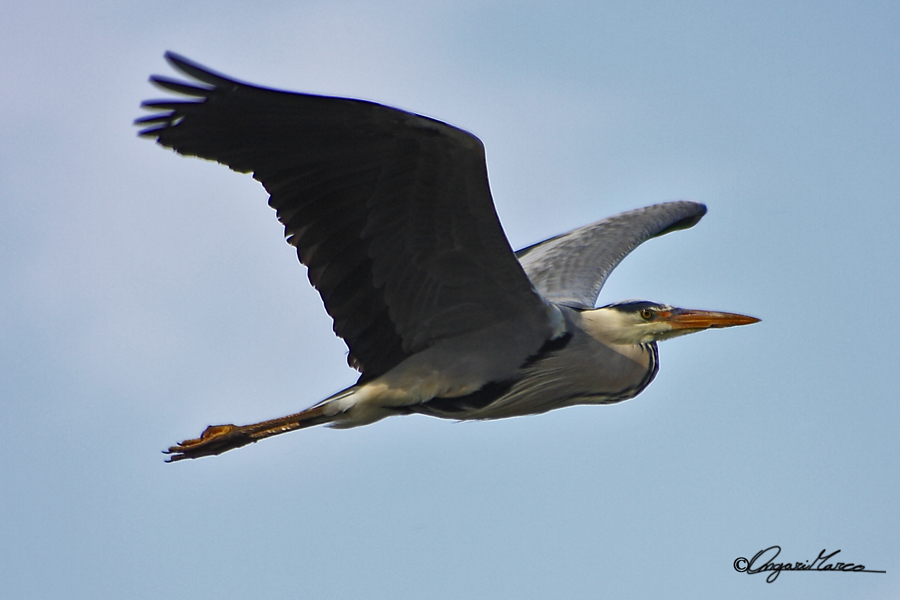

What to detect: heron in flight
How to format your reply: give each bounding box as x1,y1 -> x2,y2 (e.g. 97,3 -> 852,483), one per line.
137,53 -> 759,462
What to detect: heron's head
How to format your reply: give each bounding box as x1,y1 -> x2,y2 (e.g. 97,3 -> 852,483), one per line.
581,300 -> 760,345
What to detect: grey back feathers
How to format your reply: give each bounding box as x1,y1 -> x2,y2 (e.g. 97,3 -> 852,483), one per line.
515,202 -> 706,309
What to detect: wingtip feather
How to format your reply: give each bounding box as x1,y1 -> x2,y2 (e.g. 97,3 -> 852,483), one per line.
162,51 -> 234,87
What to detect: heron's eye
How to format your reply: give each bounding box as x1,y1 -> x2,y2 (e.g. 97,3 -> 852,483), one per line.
640,309 -> 653,320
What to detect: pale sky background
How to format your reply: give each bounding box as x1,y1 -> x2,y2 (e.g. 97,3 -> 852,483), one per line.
1,1 -> 897,598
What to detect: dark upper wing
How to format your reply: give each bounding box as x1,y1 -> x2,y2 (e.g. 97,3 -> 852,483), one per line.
137,52 -> 550,381
515,201 -> 707,309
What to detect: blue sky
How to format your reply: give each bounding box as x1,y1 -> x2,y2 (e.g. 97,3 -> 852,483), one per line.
1,1 -> 897,598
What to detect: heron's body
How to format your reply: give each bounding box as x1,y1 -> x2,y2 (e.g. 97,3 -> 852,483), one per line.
325,305 -> 658,427
402,306 -> 657,418
137,54 -> 758,461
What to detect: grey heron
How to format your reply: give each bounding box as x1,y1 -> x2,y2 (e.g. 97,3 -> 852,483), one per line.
136,53 -> 759,462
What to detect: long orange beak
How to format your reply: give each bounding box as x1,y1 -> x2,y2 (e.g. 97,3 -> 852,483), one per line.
659,308 -> 760,331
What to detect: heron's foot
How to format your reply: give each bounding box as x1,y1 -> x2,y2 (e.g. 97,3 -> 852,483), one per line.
164,424 -> 255,462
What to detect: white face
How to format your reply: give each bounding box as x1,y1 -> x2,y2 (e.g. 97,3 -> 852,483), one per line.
579,303 -> 668,345
580,301 -> 760,345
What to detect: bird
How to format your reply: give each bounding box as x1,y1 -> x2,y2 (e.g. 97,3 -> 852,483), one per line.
136,52 -> 760,462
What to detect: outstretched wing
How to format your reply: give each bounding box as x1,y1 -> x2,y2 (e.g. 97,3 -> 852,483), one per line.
137,53 -> 551,381
515,201 -> 707,309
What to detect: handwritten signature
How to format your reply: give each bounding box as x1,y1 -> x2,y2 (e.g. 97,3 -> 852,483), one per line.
734,546 -> 886,583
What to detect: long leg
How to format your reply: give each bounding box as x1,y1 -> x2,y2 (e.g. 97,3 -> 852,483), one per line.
164,400 -> 339,462
164,374 -> 428,461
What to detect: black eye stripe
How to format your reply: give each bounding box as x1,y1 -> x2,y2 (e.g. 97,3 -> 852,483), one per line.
602,300 -> 666,314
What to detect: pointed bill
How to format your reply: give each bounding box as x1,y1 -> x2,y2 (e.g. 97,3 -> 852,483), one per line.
660,308 -> 760,331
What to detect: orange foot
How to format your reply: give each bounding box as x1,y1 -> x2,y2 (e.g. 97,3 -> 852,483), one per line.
164,424 -> 255,462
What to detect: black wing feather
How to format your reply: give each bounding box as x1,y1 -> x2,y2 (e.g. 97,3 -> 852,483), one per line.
138,52 -> 549,381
